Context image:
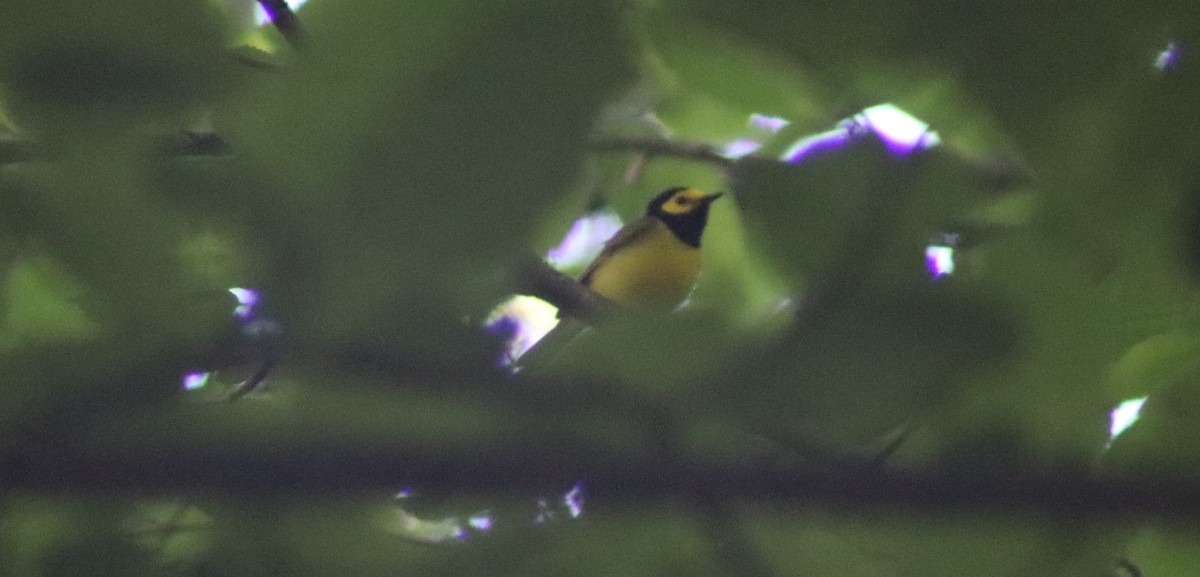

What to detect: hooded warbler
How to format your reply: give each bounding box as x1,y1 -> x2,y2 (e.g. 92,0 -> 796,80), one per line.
580,186 -> 722,309
514,187 -> 721,368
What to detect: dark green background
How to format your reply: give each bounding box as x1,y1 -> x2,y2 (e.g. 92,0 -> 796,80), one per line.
0,0 -> 1198,575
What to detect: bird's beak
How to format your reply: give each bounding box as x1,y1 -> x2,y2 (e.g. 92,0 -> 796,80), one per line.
703,192 -> 724,204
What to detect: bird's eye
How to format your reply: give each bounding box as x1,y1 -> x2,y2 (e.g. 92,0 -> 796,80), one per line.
675,197 -> 688,205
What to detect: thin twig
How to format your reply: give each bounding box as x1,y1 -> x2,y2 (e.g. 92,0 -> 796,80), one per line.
0,132 -> 231,165
589,136 -> 736,169
225,359 -> 277,402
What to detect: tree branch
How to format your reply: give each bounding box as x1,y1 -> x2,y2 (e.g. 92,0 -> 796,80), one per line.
589,135 -> 736,169
512,253 -> 619,323
2,439 -> 1198,519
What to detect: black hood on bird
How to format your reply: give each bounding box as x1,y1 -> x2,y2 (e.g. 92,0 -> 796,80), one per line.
653,192 -> 722,248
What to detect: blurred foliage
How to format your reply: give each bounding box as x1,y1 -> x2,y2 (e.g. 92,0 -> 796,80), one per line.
0,0 -> 1199,575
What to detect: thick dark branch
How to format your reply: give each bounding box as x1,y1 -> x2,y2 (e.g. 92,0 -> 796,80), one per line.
589,136 -> 736,169
2,440 -> 1199,519
512,253 -> 618,323
256,0 -> 306,48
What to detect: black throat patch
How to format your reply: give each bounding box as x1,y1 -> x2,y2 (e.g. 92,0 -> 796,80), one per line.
653,204 -> 712,248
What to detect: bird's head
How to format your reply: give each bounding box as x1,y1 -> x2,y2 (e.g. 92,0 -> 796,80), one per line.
646,187 -> 723,247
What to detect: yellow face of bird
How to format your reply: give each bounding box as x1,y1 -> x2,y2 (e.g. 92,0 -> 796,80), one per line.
656,187 -> 713,216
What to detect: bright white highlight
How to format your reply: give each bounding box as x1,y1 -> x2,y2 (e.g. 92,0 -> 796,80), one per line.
467,512 -> 494,532
254,0 -> 309,26
925,244 -> 956,279
780,103 -> 939,163
486,295 -> 561,364
722,138 -> 763,159
563,482 -> 585,518
1108,396 -> 1148,444
182,371 -> 210,391
781,127 -> 856,163
547,210 -> 623,268
859,104 -> 942,155
1154,42 -> 1181,72
749,113 -> 790,133
228,287 -> 260,320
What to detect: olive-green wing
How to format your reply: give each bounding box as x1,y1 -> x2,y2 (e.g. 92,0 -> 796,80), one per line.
579,216 -> 659,286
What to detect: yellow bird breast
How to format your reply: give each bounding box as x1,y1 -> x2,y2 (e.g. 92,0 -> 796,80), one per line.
585,222 -> 702,309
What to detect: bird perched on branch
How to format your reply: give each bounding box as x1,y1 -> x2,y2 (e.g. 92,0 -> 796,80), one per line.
579,186 -> 723,308
516,187 -> 722,367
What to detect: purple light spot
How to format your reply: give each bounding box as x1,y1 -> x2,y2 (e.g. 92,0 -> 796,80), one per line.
485,296 -> 560,367
468,512 -> 494,532
925,244 -> 956,279
182,371 -> 210,391
547,211 -> 623,268
722,138 -> 763,159
783,104 -> 939,163
858,104 -> 940,156
485,315 -> 519,341
1155,42 -> 1181,72
749,113 -> 790,133
228,287 -> 260,321
781,127 -> 856,164
394,488 -> 414,499
254,0 -> 308,26
563,482 -> 585,518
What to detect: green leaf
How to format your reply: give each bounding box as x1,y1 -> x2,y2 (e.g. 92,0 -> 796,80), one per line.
745,505 -> 1130,577
1104,373 -> 1200,476
1125,525 -> 1200,577
544,311 -> 753,399
0,0 -> 230,133
635,3 -> 831,132
1106,332 -> 1200,401
0,256 -> 96,347
715,284 -> 1017,445
731,138 -> 921,289
217,0 -> 632,361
